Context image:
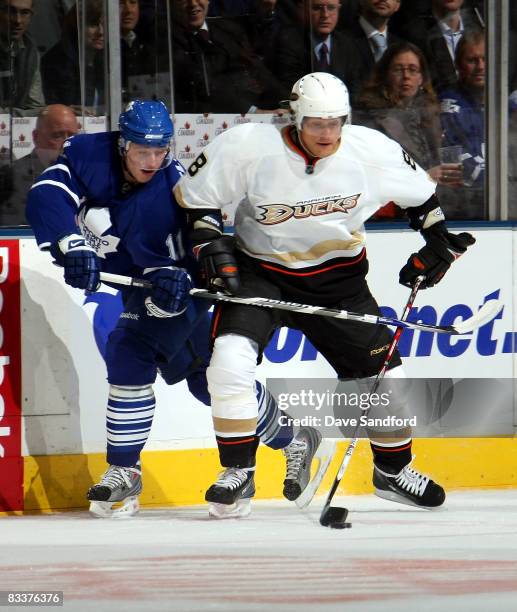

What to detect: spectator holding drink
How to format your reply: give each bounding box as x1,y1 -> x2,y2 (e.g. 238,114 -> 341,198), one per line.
439,29 -> 485,218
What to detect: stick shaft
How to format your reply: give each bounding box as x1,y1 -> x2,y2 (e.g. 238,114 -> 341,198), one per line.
99,272 -> 501,336
319,277 -> 423,520
100,271 -> 153,289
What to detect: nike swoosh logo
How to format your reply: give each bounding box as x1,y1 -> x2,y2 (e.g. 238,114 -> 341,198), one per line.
68,240 -> 84,249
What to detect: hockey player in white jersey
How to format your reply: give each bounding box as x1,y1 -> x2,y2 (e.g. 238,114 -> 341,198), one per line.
174,72 -> 475,517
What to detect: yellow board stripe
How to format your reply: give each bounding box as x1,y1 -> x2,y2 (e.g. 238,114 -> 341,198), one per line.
6,438 -> 517,514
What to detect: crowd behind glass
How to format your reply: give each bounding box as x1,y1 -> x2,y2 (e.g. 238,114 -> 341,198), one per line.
1,0 -> 515,226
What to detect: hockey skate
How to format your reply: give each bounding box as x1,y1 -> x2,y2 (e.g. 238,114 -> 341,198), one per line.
373,459 -> 445,509
87,462 -> 142,518
205,467 -> 255,519
282,427 -> 336,508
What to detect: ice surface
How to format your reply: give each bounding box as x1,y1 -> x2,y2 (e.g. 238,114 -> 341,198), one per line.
1,490 -> 517,612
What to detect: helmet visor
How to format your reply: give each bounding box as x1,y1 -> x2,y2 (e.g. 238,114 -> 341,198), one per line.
301,117 -> 345,135
126,143 -> 169,171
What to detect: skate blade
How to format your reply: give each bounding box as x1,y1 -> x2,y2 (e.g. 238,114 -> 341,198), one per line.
89,496 -> 140,518
295,439 -> 337,509
374,488 -> 438,510
208,499 -> 251,519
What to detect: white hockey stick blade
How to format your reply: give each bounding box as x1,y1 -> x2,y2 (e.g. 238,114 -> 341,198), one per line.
452,299 -> 504,334
295,439 -> 337,509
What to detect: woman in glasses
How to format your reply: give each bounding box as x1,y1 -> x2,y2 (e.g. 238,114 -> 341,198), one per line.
356,41 -> 462,219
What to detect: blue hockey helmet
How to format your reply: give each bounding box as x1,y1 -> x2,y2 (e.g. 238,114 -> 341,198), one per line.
118,100 -> 174,149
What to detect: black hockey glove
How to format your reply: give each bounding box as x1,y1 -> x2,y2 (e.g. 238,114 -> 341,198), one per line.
399,224 -> 475,289
196,235 -> 241,294
51,233 -> 100,292
144,268 -> 192,318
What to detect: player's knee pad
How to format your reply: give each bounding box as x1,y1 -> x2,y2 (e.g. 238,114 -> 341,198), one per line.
207,334 -> 259,420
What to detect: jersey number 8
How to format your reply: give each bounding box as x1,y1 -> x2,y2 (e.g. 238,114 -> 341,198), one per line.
188,152 -> 207,177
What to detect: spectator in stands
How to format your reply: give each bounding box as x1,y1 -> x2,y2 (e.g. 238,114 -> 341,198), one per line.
119,0 -> 155,103
170,0 -> 284,113
41,0 -> 105,114
28,0 -> 76,55
439,29 -> 485,219
274,0 -> 363,101
0,103 -> 80,225
399,0 -> 483,94
356,42 -> 460,218
0,0 -> 45,115
387,0 -> 431,37
342,1 -> 403,62
240,0 -> 283,67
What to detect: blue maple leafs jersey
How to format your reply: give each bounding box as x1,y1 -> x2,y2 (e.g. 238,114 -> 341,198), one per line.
440,87 -> 485,187
26,131 -> 197,278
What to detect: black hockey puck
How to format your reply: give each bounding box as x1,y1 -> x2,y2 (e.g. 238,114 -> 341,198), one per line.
320,506 -> 349,527
329,521 -> 352,529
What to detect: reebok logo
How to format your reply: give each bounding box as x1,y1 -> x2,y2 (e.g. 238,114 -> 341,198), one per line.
370,343 -> 390,356
120,312 -> 139,320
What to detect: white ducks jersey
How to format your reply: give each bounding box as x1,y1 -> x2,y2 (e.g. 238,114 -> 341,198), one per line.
175,122 -> 436,272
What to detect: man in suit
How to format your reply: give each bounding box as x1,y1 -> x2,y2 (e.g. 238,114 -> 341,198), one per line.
340,0 -> 403,99
274,0 -> 363,101
398,0 -> 483,94
170,0 -> 283,113
0,0 -> 45,114
119,0 -> 155,103
0,104 -> 80,225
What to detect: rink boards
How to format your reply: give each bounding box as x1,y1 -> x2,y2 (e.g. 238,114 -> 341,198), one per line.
1,226 -> 516,512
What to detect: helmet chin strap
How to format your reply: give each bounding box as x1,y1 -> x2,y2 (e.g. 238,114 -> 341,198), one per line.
297,130 -> 317,158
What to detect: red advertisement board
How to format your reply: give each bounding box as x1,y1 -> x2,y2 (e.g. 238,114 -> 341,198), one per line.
0,241 -> 23,511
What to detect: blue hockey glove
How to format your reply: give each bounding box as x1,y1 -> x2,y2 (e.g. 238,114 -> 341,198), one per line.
399,224 -> 475,289
144,268 -> 192,318
54,234 -> 100,292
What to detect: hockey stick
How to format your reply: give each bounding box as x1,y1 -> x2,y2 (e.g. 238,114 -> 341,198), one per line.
319,276 -> 424,529
98,271 -> 503,336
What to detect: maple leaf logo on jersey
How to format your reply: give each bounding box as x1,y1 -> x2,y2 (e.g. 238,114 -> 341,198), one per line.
78,207 -> 120,258
256,194 -> 361,225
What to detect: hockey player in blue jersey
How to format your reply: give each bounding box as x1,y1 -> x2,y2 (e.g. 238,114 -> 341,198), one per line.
26,100 -> 330,518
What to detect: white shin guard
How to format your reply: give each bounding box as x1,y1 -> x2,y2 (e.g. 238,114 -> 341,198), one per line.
208,334 -> 260,433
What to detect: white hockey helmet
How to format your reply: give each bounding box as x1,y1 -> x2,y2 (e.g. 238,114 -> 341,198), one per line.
289,72 -> 350,130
